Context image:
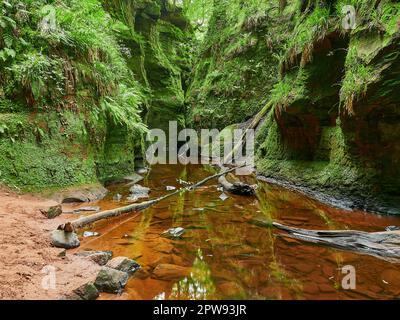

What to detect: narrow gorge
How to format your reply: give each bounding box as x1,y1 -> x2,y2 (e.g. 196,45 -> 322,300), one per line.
1,0 -> 400,301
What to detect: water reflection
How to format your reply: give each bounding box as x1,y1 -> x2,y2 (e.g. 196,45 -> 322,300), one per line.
170,249 -> 216,300
78,164 -> 400,300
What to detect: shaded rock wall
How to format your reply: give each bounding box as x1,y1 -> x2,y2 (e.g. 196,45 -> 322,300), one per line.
189,0 -> 400,214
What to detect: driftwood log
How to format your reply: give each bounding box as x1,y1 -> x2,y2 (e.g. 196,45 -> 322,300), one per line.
273,222 -> 400,263
58,167 -> 242,232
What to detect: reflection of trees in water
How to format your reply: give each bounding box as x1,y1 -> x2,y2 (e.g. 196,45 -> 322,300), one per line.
169,249 -> 216,300
256,183 -> 303,299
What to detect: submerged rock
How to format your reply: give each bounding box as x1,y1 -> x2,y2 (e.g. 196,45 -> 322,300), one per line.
152,264 -> 190,281
51,230 -> 80,249
106,257 -> 141,275
161,227 -> 185,239
40,205 -> 62,219
94,267 -> 129,293
75,250 -> 113,266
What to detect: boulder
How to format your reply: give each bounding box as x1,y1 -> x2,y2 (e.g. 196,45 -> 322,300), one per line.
106,257 -> 140,275
40,205 -> 62,219
75,250 -> 113,266
152,264 -> 190,281
51,230 -> 80,249
61,186 -> 108,203
94,267 -> 129,293
72,282 -> 99,300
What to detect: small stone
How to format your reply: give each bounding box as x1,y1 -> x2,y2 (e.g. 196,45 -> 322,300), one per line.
73,283 -> 99,300
161,227 -> 185,239
41,205 -> 62,219
130,184 -> 150,195
51,230 -> 80,249
127,184 -> 150,202
113,194 -> 122,201
106,257 -> 141,275
94,267 -> 129,294
75,250 -> 113,266
166,186 -> 176,191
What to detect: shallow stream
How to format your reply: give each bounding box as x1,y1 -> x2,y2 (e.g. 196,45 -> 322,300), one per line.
72,164 -> 400,300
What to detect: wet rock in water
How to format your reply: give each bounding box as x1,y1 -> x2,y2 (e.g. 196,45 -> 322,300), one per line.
72,282 -> 99,300
113,194 -> 122,201
51,230 -> 80,249
152,264 -> 190,281
127,185 -> 150,202
229,182 -> 256,196
83,231 -> 100,238
94,267 -> 129,293
40,205 -> 62,219
106,257 -> 141,275
130,184 -> 150,195
161,227 -> 185,239
75,250 -> 113,266
73,206 -> 100,214
386,226 -> 400,232
133,268 -> 150,280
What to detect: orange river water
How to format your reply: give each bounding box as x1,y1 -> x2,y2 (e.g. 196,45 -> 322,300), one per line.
70,164 -> 400,300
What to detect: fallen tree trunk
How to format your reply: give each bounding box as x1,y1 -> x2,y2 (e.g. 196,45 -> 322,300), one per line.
214,104 -> 272,196
58,167 -> 241,231
273,222 -> 400,263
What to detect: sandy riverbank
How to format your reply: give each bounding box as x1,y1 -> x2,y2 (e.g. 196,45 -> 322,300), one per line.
0,187 -> 100,299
